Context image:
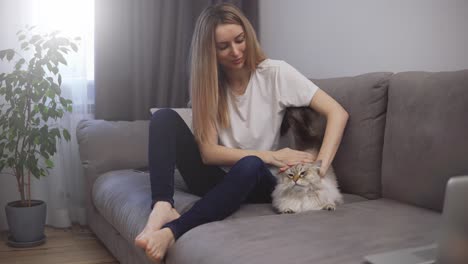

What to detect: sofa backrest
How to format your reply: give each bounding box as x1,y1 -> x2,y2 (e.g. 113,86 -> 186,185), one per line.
382,70 -> 468,212
311,72 -> 393,199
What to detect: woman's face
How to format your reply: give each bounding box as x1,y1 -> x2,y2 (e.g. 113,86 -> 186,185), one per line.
215,23 -> 246,71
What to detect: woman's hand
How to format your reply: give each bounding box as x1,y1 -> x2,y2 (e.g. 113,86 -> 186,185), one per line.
318,163 -> 328,178
269,148 -> 316,171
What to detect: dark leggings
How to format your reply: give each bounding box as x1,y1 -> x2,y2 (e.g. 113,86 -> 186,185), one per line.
149,108 -> 277,240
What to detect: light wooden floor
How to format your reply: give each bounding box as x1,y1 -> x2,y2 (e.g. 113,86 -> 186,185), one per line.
0,225 -> 118,264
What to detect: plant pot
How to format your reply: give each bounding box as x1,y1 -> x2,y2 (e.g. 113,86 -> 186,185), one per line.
5,200 -> 47,248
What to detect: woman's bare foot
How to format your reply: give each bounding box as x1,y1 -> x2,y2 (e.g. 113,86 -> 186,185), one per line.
144,228 -> 175,263
134,201 -> 180,249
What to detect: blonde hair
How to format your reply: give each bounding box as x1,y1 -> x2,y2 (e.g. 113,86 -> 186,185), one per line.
190,3 -> 266,143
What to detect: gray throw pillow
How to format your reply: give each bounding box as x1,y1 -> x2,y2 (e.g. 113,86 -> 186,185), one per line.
311,72 -> 393,199
382,70 -> 468,211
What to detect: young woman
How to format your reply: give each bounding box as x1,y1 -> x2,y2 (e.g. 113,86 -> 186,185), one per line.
135,3 -> 348,262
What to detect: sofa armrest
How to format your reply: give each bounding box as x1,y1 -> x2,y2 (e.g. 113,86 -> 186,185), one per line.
76,119 -> 149,176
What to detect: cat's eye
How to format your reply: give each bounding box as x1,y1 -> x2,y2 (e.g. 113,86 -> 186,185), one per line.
300,171 -> 305,177
287,173 -> 294,178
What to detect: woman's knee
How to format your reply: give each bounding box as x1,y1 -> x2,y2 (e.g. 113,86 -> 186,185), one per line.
151,108 -> 179,124
231,156 -> 266,182
150,109 -> 188,133
149,109 -> 184,138
236,156 -> 264,169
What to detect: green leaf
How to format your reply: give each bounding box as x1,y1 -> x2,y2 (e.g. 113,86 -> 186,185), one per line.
46,89 -> 55,99
46,62 -> 53,72
6,49 -> 15,61
51,128 -> 60,138
21,42 -> 28,49
0,50 -> 6,60
15,58 -> 26,70
63,129 -> 71,141
50,83 -> 60,94
30,34 -> 41,44
49,103 -> 57,115
67,105 -> 73,112
40,151 -> 50,160
38,81 -> 50,94
18,35 -> 26,41
55,52 -> 67,65
38,104 -> 45,113
45,159 -> 54,168
59,97 -> 67,107
13,87 -> 22,94
59,47 -> 69,54
70,43 -> 78,52
58,74 -> 62,86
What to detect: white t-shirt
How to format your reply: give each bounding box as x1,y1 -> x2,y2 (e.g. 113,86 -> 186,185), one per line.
217,59 -> 319,153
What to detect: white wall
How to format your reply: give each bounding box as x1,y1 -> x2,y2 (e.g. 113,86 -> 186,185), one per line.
259,0 -> 468,78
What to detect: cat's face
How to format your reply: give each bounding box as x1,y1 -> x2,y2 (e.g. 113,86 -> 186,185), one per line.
278,161 -> 322,190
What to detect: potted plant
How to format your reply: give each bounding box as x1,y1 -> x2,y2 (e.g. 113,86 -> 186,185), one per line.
0,25 -> 79,247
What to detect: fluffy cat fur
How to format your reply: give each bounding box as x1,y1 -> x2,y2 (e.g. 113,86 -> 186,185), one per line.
272,107 -> 343,213
280,106 -> 326,150
272,154 -> 343,213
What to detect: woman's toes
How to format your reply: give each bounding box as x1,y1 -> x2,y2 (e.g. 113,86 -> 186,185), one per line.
142,228 -> 175,262
146,252 -> 159,263
134,235 -> 148,248
147,247 -> 163,262
135,230 -> 146,241
145,242 -> 159,262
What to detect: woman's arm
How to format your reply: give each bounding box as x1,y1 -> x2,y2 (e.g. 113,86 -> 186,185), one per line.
198,120 -> 315,168
309,89 -> 349,176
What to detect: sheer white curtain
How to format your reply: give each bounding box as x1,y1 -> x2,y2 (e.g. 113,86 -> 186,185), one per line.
0,0 -> 94,230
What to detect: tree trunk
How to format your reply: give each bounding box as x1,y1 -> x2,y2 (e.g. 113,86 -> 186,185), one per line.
15,167 -> 25,203
27,170 -> 31,207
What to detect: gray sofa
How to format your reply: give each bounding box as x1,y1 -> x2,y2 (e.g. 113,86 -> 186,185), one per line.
76,70 -> 468,264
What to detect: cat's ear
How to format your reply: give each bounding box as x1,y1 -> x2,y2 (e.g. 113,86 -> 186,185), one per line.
310,160 -> 322,169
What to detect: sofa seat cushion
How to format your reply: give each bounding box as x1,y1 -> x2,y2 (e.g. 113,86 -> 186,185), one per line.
92,169 -> 367,245
92,169 -> 199,244
167,199 -> 441,264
